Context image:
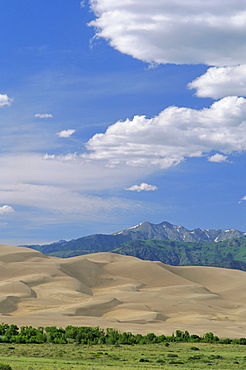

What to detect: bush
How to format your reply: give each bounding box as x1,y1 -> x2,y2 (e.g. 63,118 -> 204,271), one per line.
209,355 -> 223,360
0,364 -> 12,370
219,338 -> 232,344
188,355 -> 202,360
189,334 -> 201,342
203,332 -> 219,343
139,358 -> 150,362
190,346 -> 200,350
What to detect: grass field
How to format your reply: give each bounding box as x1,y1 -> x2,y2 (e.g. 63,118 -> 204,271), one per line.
0,342 -> 246,369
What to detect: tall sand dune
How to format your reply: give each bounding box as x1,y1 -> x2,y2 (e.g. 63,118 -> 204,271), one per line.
0,244 -> 246,337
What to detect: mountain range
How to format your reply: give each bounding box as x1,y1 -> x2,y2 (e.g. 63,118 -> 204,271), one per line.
23,221 -> 246,271
113,221 -> 246,242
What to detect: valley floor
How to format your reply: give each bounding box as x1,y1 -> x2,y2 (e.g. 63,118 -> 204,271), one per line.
0,342 -> 246,369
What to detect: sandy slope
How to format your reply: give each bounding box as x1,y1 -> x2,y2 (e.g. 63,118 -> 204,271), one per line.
0,244 -> 246,338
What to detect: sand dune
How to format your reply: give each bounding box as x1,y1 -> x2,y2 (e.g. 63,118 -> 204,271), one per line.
0,244 -> 246,337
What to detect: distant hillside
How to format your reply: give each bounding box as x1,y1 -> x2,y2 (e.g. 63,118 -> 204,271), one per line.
22,222 -> 246,271
25,221 -> 246,256
23,221 -> 246,271
40,237 -> 246,272
26,233 -> 130,256
110,238 -> 246,271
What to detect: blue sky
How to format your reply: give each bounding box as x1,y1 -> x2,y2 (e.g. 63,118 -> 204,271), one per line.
1,0 -> 246,244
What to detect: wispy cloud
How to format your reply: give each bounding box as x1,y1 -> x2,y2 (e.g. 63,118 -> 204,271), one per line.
0,94 -> 12,107
0,205 -> 15,215
0,153 -> 148,192
126,183 -> 158,192
0,152 -> 152,225
0,184 -> 137,220
57,129 -> 75,138
34,113 -> 53,118
238,196 -> 246,204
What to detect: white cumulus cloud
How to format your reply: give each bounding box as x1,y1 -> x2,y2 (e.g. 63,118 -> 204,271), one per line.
126,183 -> 158,192
56,129 -> 75,138
35,113 -> 53,118
188,65 -> 246,99
89,0 -> 246,66
208,154 -> 229,163
0,94 -> 12,107
0,205 -> 14,215
84,96 -> 246,168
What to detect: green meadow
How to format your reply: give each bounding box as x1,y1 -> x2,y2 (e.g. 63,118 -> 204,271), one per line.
1,342 -> 246,369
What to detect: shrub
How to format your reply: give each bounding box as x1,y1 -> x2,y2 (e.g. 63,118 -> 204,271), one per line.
219,338 -> 232,344
0,364 -> 12,370
209,355 -> 223,360
139,358 -> 150,362
238,338 -> 246,345
203,332 -> 219,343
188,355 -> 202,360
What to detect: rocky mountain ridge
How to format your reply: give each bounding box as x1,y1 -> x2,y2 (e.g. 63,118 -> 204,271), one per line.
114,221 -> 246,242
24,220 -> 246,258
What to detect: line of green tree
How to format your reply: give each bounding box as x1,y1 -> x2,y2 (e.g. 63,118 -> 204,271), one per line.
0,324 -> 245,346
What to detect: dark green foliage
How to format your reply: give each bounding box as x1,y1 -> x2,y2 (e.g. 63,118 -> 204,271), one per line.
0,324 -> 9,336
139,358 -> 150,362
203,332 -> 219,343
219,338 -> 232,344
145,332 -> 157,343
190,334 -> 201,342
0,364 -> 12,370
118,331 -> 136,345
156,359 -> 165,363
112,237 -> 246,271
209,355 -> 223,360
67,326 -> 105,345
0,323 -> 244,348
188,355 -> 203,360
17,326 -> 47,343
232,337 -> 246,345
174,329 -> 190,341
45,326 -> 67,344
